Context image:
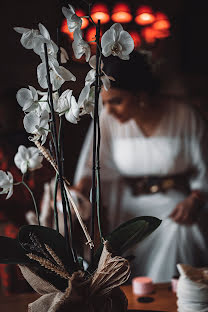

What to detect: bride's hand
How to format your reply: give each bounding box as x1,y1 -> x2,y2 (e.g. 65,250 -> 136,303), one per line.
169,194 -> 201,225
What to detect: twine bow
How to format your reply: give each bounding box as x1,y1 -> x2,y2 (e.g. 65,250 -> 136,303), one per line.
20,241 -> 130,312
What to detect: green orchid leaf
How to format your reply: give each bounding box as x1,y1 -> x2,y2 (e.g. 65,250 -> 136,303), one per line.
89,216 -> 161,273
0,236 -> 28,264
109,216 -> 161,254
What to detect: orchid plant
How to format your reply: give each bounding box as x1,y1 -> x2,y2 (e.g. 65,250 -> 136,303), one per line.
0,5 -> 161,305
4,5 -> 134,251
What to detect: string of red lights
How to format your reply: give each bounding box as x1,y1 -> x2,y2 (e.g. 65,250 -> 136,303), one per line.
61,3 -> 171,47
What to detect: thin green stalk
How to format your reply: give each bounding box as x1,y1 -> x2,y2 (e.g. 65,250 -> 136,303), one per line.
21,180 -> 40,226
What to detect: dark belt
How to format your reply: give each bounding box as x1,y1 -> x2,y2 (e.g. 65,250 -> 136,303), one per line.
124,173 -> 191,196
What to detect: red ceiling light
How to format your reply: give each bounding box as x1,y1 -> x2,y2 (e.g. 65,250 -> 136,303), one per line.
141,27 -> 156,44
91,3 -> 110,24
155,29 -> 170,39
111,3 -> 132,23
153,12 -> 170,31
135,6 -> 155,26
85,26 -> 103,45
129,31 -> 141,48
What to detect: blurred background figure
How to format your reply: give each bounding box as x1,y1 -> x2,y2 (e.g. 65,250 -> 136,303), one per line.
73,50 -> 208,282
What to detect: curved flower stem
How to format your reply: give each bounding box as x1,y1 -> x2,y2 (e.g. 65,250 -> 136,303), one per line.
21,180 -> 40,226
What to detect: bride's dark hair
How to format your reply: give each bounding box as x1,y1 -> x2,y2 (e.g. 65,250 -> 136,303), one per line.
102,50 -> 160,95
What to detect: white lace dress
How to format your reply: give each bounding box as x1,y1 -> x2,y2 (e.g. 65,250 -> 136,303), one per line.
74,101 -> 208,282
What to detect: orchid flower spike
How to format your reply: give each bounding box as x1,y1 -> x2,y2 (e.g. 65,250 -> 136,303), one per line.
72,28 -> 91,62
0,171 -> 14,199
14,27 -> 39,49
101,23 -> 134,60
14,145 -> 43,174
62,4 -> 82,32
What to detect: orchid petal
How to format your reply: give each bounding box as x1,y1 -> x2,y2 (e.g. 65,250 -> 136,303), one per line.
14,27 -> 30,34
101,74 -> 111,91
65,109 -> 78,124
89,55 -> 96,69
38,23 -> 50,40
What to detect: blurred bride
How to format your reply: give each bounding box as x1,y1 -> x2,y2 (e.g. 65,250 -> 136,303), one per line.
73,50 -> 208,282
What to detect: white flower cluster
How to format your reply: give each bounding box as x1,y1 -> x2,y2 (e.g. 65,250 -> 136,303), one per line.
14,5 -> 134,144
61,4 -> 134,118
0,3 -> 134,200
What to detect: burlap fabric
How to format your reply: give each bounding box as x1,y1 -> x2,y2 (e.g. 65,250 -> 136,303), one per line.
19,242 -> 130,312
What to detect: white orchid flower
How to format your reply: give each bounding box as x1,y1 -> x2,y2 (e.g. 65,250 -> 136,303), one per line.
37,59 -> 76,91
55,89 -> 80,124
85,55 -> 115,91
78,84 -> 94,117
14,145 -> 43,174
16,86 -> 39,112
33,23 -> 58,58
23,110 -> 50,144
0,171 -> 14,199
62,4 -> 82,32
72,28 -> 91,62
14,27 -> 39,49
101,23 -> 134,60
37,90 -> 59,113
78,85 -> 103,118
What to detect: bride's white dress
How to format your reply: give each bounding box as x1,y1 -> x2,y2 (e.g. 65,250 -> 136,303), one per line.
74,101 -> 208,282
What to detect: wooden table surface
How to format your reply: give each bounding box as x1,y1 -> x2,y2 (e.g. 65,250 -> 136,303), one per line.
121,283 -> 177,312
0,283 -> 177,312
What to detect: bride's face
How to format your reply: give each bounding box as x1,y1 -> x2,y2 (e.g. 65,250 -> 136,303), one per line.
101,88 -> 138,123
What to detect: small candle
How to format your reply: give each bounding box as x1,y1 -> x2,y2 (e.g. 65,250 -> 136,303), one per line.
132,276 -> 154,295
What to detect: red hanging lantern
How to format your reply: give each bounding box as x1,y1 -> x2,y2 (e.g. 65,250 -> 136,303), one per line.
111,3 -> 132,23
129,31 -> 141,48
91,3 -> 110,24
153,12 -> 170,31
135,6 -> 155,26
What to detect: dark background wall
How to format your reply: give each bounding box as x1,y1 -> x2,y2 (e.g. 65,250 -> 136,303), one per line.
0,0 -> 208,180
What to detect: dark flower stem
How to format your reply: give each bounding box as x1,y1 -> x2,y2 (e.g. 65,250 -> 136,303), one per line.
91,20 -> 102,264
53,173 -> 59,232
43,43 -> 75,270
